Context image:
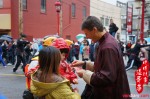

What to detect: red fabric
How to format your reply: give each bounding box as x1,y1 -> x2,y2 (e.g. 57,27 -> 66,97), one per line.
59,60 -> 77,83
127,43 -> 132,48
25,65 -> 39,78
25,65 -> 39,90
52,38 -> 69,50
52,38 -> 70,59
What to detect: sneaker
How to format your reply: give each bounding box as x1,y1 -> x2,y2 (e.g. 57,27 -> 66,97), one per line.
4,66 -> 7,68
7,63 -> 12,66
13,68 -> 16,72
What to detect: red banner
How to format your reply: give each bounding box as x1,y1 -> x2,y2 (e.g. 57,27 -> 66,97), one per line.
127,5 -> 133,34
135,59 -> 149,94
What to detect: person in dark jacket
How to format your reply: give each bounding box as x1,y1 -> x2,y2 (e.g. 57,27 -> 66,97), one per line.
13,33 -> 29,72
72,16 -> 131,99
89,41 -> 95,61
67,44 -> 75,63
25,43 -> 33,64
126,41 -> 132,51
7,42 -> 12,65
0,44 -> 6,67
118,40 -> 124,55
2,40 -> 8,63
11,41 -> 17,65
109,19 -> 118,37
74,42 -> 80,60
126,39 -> 150,70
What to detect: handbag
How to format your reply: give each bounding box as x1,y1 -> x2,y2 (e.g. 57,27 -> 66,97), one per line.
23,89 -> 34,99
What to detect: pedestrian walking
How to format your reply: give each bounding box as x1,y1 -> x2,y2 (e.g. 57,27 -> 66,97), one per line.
7,42 -> 13,65
31,41 -> 39,56
72,16 -> 131,99
0,45 -> 6,67
89,41 -> 95,61
30,46 -> 80,99
126,40 -> 132,51
13,33 -> 29,72
25,43 -> 33,64
11,41 -> 17,65
82,40 -> 89,61
109,19 -> 118,37
126,39 -> 150,70
74,42 -> 80,60
1,40 -> 8,63
67,44 -> 75,63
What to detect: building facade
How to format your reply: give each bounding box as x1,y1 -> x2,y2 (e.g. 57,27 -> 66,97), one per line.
90,0 -> 121,39
119,0 -> 150,43
11,0 -> 90,40
0,0 -> 11,35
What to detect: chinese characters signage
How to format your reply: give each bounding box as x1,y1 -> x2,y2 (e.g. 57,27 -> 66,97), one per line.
135,59 -> 149,94
127,4 -> 133,35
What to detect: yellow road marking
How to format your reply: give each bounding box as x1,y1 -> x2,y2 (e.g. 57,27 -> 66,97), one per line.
0,74 -> 150,87
0,74 -> 24,77
130,83 -> 150,87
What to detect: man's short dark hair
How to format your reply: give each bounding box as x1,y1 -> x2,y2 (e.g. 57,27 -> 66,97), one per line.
20,33 -> 27,38
81,16 -> 103,32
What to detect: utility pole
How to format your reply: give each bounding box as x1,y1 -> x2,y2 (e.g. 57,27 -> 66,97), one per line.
18,0 -> 23,35
140,0 -> 145,42
126,2 -> 128,44
136,4 -> 141,40
59,0 -> 63,37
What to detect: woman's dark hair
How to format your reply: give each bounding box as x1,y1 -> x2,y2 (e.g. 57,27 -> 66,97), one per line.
81,16 -> 103,32
83,40 -> 89,46
38,46 -> 61,82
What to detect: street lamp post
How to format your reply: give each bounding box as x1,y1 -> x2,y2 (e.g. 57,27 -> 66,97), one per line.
141,0 -> 145,42
135,0 -> 145,42
55,1 -> 61,36
136,6 -> 141,40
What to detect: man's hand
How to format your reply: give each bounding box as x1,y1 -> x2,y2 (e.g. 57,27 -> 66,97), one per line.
76,69 -> 85,78
71,60 -> 84,67
72,79 -> 78,84
73,87 -> 79,93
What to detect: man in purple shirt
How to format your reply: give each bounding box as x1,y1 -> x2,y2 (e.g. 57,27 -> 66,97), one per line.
72,16 -> 131,99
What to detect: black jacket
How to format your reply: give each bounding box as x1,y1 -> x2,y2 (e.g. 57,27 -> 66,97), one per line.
17,39 -> 29,53
109,23 -> 118,33
129,43 -> 150,56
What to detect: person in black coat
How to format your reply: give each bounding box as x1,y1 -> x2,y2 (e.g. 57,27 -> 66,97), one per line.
89,41 -> 95,61
126,39 -> 150,70
13,33 -> 29,72
2,41 -> 8,63
109,19 -> 118,37
25,43 -> 33,64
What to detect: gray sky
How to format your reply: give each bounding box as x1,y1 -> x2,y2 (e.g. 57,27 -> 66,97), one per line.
101,0 -> 128,5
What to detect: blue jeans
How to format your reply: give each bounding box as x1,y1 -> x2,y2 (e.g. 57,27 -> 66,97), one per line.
0,55 -> 6,66
110,32 -> 116,37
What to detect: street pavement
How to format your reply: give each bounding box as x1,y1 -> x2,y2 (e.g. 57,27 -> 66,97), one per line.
0,58 -> 150,99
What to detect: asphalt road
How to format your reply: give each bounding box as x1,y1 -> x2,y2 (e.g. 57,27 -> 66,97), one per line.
0,61 -> 150,99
